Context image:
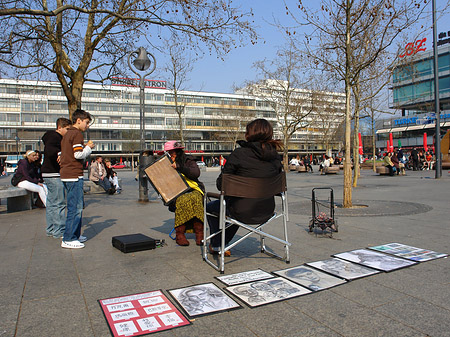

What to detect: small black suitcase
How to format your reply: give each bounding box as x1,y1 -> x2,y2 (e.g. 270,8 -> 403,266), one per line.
112,233 -> 156,253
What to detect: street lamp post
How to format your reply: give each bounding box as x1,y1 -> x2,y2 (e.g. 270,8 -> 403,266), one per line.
128,47 -> 156,202
15,135 -> 20,157
432,0 -> 441,178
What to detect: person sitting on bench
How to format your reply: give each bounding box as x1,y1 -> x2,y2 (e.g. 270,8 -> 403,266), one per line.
89,156 -> 115,194
16,150 -> 48,207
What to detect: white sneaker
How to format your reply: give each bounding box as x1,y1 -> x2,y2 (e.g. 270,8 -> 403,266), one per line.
61,240 -> 85,249
78,235 -> 87,243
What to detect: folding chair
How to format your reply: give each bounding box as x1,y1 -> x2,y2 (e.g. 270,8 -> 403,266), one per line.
203,172 -> 291,273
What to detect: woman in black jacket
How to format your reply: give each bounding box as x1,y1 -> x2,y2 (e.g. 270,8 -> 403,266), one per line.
207,119 -> 283,256
15,150 -> 48,207
164,141 -> 205,246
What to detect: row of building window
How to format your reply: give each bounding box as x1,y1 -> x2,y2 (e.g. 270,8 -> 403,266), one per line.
1,84 -> 275,109
393,75 -> 450,104
393,52 -> 450,83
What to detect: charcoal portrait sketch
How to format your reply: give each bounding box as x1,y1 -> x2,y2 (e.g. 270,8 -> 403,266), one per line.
274,265 -> 347,291
307,258 -> 380,280
169,283 -> 239,317
226,277 -> 310,307
334,249 -> 417,271
216,269 -> 274,286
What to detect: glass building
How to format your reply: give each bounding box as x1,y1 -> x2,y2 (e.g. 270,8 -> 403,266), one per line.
0,78 -> 345,160
376,41 -> 450,150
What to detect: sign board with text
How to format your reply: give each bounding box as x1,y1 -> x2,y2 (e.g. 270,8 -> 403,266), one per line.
99,290 -> 190,336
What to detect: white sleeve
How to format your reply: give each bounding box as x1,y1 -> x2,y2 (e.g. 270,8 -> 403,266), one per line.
74,145 -> 92,160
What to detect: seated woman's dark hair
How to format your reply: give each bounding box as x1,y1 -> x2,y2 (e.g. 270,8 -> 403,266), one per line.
173,148 -> 187,169
245,119 -> 282,150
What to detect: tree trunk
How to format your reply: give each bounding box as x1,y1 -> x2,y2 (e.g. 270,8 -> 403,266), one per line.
174,88 -> 184,146
372,114 -> 376,172
343,0 -> 353,208
352,80 -> 361,188
66,71 -> 85,119
283,135 -> 289,172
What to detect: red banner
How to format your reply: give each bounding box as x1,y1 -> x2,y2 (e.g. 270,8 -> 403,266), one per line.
358,133 -> 363,155
423,133 -> 428,152
389,133 -> 394,152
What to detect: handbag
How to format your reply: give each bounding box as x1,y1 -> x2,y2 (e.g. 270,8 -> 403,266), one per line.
11,173 -> 22,186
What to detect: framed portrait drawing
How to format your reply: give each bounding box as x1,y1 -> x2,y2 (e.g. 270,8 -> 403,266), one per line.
225,277 -> 311,308
333,249 -> 417,272
368,243 -> 448,262
306,258 -> 380,280
216,269 -> 274,286
273,265 -> 347,291
168,283 -> 240,318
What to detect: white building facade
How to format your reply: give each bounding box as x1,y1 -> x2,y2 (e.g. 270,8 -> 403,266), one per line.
0,78 -> 345,159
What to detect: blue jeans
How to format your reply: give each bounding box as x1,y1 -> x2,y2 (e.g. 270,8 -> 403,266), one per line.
207,200 -> 239,249
63,179 -> 84,242
44,177 -> 66,238
95,178 -> 112,192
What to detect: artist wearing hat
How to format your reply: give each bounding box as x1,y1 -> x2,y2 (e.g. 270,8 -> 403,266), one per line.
15,150 -> 48,207
164,140 -> 205,246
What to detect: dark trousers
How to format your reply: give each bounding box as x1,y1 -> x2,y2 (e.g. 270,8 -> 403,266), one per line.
412,159 -> 419,171
206,200 -> 239,248
386,165 -> 394,176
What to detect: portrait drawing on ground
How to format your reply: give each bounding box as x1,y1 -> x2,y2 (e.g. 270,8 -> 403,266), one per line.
225,277 -> 311,307
273,265 -> 347,291
306,258 -> 380,280
333,249 -> 417,272
168,283 -> 240,318
368,243 -> 448,262
216,269 -> 274,286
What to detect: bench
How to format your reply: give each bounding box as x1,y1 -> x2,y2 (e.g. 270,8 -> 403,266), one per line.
84,179 -> 123,194
289,164 -> 298,171
296,165 -> 307,173
0,186 -> 33,212
323,166 -> 339,174
376,166 -> 390,175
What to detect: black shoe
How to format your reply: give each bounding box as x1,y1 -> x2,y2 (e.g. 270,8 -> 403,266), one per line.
108,188 -> 116,195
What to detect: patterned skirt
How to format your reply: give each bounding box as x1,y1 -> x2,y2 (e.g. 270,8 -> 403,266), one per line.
174,190 -> 204,231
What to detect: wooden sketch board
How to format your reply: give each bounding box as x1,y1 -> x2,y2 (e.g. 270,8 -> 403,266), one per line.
144,155 -> 189,204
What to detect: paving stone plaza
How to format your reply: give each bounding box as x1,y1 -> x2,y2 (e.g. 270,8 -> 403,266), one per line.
1,167 -> 449,337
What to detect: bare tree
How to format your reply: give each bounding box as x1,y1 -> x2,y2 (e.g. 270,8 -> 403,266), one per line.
290,0 -> 425,207
313,102 -> 345,156
161,36 -> 198,146
241,42 -> 317,171
215,106 -> 256,150
122,129 -> 140,171
0,0 -> 256,117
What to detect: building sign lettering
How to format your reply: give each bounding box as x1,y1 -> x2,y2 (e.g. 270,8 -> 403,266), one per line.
394,113 -> 450,126
111,77 -> 166,89
398,38 -> 426,58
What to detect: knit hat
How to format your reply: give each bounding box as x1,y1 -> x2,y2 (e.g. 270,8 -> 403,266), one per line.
164,141 -> 184,151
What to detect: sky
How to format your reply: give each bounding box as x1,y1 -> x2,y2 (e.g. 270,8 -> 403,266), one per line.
152,0 -> 450,95
155,0 -> 301,94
